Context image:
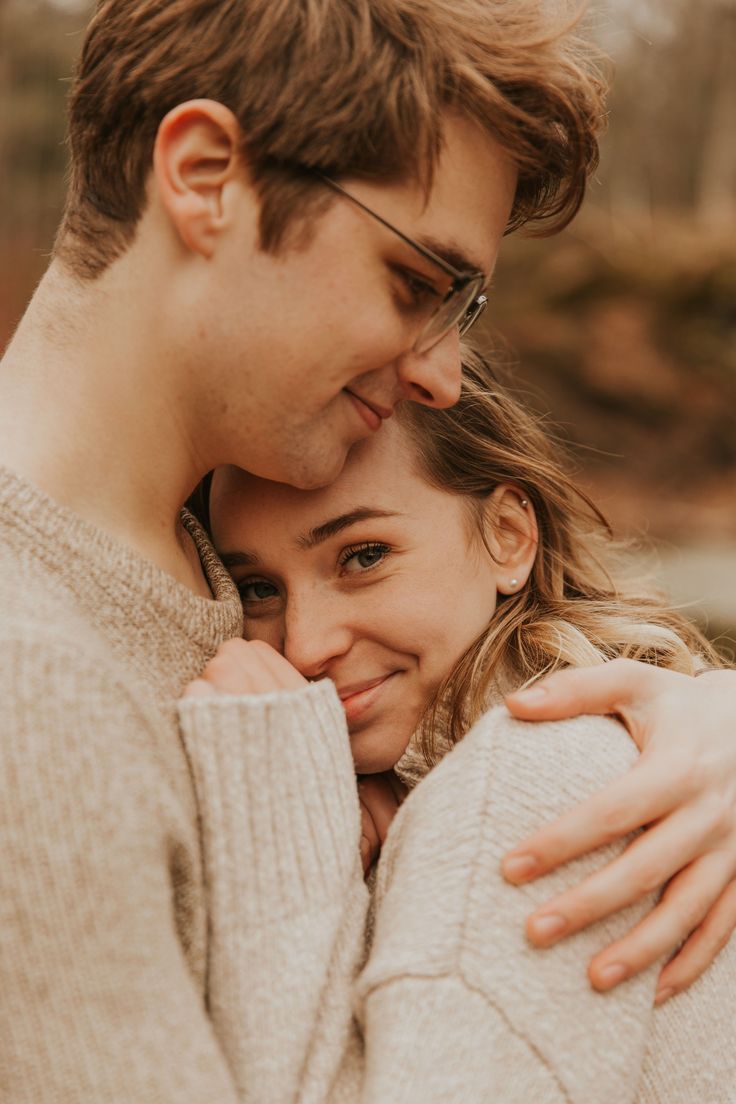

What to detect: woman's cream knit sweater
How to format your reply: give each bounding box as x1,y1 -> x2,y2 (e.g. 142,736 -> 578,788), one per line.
1,466 -> 734,1102
181,695 -> 736,1104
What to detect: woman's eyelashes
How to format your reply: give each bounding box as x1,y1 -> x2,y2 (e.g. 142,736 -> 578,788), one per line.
237,577 -> 281,614
338,541 -> 392,575
236,541 -> 393,609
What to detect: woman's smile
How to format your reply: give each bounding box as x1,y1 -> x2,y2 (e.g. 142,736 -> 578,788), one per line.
337,671 -> 400,724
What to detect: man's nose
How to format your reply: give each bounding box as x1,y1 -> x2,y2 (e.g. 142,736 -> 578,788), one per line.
282,597 -> 353,681
395,326 -> 462,409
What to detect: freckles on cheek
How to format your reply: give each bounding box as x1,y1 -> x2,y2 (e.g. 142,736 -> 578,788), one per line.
431,599 -> 489,676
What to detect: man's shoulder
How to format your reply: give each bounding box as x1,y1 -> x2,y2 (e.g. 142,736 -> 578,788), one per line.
0,569 -> 123,691
0,542 -> 201,843
0,552 -> 162,761
0,586 -> 189,851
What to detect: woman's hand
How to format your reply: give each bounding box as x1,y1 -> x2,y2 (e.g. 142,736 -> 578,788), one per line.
358,771 -> 407,875
182,638 -> 307,697
502,660 -> 736,1004
183,640 -> 405,877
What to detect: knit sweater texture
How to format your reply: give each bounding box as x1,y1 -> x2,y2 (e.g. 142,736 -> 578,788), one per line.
0,466 -> 247,1100
2,465 -> 734,1102
182,690 -> 736,1103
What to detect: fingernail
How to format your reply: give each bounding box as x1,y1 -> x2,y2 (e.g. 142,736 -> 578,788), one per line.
528,913 -> 567,944
654,987 -> 674,1006
597,963 -> 627,989
502,854 -> 539,882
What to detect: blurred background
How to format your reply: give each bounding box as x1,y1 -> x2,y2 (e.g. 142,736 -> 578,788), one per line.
1,0 -> 734,653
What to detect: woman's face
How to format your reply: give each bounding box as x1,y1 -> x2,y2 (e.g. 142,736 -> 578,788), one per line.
209,420 -> 514,772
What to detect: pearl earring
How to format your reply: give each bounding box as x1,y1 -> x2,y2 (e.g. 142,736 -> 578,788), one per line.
509,578 -> 519,589
520,499 -> 529,509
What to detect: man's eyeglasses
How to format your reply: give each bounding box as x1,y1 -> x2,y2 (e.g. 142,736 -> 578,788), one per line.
315,174 -> 488,354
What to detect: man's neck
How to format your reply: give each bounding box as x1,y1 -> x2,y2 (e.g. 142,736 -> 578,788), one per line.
0,262 -> 212,597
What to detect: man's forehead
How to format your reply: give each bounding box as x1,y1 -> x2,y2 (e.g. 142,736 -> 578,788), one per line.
412,112 -> 518,274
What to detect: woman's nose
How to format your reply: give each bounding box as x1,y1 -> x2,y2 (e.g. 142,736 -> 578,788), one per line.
282,597 -> 353,680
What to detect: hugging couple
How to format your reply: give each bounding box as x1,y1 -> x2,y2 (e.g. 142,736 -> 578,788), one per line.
1,2 -> 735,1101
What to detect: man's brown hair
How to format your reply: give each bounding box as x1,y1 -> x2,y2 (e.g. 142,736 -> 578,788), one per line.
57,0 -> 606,278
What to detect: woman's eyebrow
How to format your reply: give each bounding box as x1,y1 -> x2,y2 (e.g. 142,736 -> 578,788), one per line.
297,508 -> 400,550
218,549 -> 260,570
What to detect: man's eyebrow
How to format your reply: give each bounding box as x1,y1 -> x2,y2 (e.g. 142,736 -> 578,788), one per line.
417,235 -> 488,280
298,508 -> 401,550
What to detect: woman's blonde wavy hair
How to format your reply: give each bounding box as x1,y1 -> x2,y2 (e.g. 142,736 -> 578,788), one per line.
397,349 -> 723,765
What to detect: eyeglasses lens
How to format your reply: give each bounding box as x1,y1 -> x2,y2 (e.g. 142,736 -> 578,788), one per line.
414,279 -> 486,354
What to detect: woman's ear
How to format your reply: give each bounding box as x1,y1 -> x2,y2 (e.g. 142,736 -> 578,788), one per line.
483,485 -> 538,596
152,99 -> 253,258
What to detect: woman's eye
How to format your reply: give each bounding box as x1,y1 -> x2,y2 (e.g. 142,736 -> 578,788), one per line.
339,542 -> 391,575
238,579 -> 279,603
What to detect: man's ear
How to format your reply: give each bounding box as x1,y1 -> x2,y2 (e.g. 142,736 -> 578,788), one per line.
483,484 -> 538,596
153,99 -> 250,257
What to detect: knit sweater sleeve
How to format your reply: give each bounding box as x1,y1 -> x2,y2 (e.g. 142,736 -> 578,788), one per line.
177,680 -> 369,1104
354,708 -> 660,1104
0,633 -> 239,1103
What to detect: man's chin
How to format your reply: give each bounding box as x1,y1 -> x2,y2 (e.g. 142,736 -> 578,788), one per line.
279,448 -> 350,491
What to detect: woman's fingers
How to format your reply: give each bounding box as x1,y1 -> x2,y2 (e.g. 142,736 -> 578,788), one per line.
654,879 -> 736,1004
358,772 -> 406,874
359,805 -> 381,874
191,638 -> 307,695
505,658 -> 671,736
358,773 -> 403,843
586,852 -> 734,991
525,804 -> 711,948
245,639 -> 308,690
386,770 -> 408,806
502,758 -> 689,884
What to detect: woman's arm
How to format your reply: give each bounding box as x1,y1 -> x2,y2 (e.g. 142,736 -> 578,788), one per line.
504,661 -> 736,1000
355,707 -> 660,1104
178,640 -> 369,1103
178,641 -> 672,1102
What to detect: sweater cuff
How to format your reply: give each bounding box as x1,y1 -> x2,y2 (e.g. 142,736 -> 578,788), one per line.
178,680 -> 360,924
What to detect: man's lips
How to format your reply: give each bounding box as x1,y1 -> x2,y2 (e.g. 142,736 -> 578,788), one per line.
345,389 -> 393,432
337,673 -> 396,723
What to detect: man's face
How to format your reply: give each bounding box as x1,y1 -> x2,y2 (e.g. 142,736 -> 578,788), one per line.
192,113 -> 517,489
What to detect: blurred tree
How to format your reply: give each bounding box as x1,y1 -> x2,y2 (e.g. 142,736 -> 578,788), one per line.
0,0 -> 91,337
583,0 -> 735,227
696,0 -> 736,226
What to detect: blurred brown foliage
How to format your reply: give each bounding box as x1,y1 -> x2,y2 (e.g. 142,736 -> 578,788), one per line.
488,221 -> 736,539
0,0 -> 87,335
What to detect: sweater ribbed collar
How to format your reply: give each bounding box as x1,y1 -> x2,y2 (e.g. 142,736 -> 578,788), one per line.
0,465 -> 243,665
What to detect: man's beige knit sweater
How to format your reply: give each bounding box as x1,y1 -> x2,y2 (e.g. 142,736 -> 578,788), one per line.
1,466 -> 734,1103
